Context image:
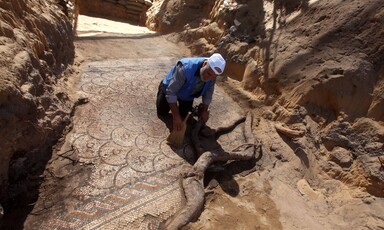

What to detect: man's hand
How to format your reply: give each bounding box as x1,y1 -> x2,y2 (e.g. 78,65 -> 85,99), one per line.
172,114 -> 183,131
199,104 -> 210,123
199,110 -> 209,123
169,103 -> 183,131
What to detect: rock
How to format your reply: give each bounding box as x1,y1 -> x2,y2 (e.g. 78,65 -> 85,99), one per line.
297,179 -> 321,200
270,143 -> 279,152
262,110 -> 274,120
322,128 -> 353,151
362,196 -> 375,204
365,142 -> 383,153
329,147 -> 354,168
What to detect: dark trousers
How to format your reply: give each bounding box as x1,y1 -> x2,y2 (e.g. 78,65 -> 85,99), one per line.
156,82 -> 193,119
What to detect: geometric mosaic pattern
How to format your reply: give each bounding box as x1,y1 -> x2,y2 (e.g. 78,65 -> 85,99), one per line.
25,58 -> 244,229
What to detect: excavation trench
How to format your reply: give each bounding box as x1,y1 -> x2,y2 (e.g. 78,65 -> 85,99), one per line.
5,15 -> 257,229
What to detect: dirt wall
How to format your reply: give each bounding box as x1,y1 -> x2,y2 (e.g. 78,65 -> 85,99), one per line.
77,0 -> 152,25
0,0 -> 74,203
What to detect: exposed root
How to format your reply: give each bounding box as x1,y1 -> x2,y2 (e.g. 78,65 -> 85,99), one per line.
70,97 -> 89,117
214,116 -> 246,139
162,177 -> 204,230
275,122 -> 305,138
163,112 -> 259,229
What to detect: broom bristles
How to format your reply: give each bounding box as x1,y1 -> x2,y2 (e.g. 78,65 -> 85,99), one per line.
167,113 -> 190,148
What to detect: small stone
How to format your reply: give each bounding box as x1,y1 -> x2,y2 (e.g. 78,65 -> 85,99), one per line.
362,196 -> 375,204
270,143 -> 279,152
329,147 -> 353,168
262,110 -> 274,120
365,142 -> 383,152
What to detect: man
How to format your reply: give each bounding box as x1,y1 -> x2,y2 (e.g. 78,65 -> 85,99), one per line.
156,53 -> 226,131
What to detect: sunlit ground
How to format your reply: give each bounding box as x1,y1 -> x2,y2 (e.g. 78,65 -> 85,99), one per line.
264,0 -> 321,29
76,15 -> 155,37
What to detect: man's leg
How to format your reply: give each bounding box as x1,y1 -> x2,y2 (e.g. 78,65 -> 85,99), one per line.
156,82 -> 170,118
178,100 -> 193,119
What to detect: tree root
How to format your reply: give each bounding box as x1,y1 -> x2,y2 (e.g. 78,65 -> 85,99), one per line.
275,122 -> 305,138
162,112 -> 258,229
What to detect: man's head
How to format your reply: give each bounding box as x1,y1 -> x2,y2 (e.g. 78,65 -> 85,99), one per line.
200,53 -> 226,82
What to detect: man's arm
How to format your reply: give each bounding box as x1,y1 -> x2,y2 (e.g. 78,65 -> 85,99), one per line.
165,63 -> 185,104
166,63 -> 186,131
202,79 -> 215,105
169,103 -> 183,130
200,80 -> 216,123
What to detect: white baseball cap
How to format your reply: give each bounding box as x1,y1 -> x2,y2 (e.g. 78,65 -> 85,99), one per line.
207,53 -> 226,75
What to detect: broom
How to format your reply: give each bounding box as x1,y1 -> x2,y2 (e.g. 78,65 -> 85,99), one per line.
167,113 -> 190,148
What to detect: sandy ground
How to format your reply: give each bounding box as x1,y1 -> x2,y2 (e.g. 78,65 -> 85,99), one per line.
76,15 -> 154,36
74,15 -> 189,64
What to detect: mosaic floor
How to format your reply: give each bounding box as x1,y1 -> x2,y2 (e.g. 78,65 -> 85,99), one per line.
25,58 -> 244,229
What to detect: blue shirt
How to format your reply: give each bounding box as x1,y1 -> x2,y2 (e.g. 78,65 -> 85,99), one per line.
164,60 -> 215,105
